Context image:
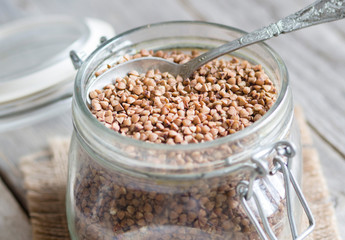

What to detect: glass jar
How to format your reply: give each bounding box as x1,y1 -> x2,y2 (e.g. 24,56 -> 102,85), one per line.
67,21 -> 314,240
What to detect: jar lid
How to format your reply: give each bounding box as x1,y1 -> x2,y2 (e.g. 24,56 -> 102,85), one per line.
0,15 -> 115,104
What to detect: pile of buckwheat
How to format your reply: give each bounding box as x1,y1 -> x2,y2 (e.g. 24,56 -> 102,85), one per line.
89,49 -> 276,144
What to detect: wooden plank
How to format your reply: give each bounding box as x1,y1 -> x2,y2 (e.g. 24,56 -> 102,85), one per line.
311,129 -> 345,239
0,0 -> 195,33
0,177 -> 31,240
297,107 -> 345,238
0,111 -> 73,208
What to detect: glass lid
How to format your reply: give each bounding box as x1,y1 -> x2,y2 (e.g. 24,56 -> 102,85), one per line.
0,15 -> 115,104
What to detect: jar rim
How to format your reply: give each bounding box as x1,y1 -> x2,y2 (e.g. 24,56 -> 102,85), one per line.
74,20 -> 289,153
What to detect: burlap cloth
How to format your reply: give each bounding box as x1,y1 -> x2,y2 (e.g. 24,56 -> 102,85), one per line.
20,108 -> 341,240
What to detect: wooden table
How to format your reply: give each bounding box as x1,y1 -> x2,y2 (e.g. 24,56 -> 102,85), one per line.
1,0 -> 345,239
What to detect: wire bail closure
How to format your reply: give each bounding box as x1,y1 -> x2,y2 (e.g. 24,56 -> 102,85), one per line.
236,141 -> 315,240
70,36 -> 109,70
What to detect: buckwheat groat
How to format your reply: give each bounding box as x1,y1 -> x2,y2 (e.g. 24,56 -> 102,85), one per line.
89,50 -> 276,145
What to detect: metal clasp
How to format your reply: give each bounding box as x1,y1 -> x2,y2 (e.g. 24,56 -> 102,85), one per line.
70,50 -> 84,70
70,36 -> 109,70
236,141 -> 315,240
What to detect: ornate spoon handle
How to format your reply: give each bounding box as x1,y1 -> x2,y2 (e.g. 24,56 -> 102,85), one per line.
182,0 -> 345,78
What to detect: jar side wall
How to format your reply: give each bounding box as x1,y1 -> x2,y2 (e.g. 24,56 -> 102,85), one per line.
67,132 -> 292,240
66,133 -> 80,240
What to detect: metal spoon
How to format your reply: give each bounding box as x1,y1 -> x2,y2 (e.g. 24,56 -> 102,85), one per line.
76,0 -> 345,98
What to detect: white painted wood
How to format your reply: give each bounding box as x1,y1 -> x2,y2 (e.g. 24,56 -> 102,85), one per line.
0,177 -> 31,240
0,0 -> 195,33
311,130 -> 345,239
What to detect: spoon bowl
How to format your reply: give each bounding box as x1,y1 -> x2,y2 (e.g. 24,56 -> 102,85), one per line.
86,57 -> 181,105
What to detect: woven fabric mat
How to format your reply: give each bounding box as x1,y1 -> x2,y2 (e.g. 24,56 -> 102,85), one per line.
19,108 -> 341,240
